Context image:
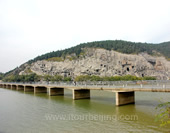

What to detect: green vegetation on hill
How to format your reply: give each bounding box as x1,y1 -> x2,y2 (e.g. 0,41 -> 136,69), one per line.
75,75 -> 156,81
2,74 -> 72,82
0,73 -> 4,80
2,73 -> 156,82
27,40 -> 170,64
3,73 -> 40,82
46,57 -> 64,62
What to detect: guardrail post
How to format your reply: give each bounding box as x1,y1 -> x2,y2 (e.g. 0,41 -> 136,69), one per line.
140,84 -> 143,88
169,107 -> 170,118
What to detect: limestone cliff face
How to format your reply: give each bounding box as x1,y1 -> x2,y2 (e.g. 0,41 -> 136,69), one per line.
20,48 -> 170,80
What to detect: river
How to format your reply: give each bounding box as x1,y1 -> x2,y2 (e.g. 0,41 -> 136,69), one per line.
0,88 -> 169,133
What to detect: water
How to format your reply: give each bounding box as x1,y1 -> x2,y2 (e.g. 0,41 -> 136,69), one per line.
0,88 -> 169,133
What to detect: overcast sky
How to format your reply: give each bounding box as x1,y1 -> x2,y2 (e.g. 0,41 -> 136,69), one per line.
0,0 -> 170,73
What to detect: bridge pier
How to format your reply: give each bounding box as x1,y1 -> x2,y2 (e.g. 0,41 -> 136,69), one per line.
1,84 -> 5,88
48,87 -> 64,96
34,86 -> 47,93
0,84 -> 3,88
12,85 -> 17,90
3,84 -> 5,88
72,89 -> 90,100
24,86 -> 34,92
7,85 -> 12,89
17,85 -> 24,91
115,91 -> 135,106
3,84 -> 6,88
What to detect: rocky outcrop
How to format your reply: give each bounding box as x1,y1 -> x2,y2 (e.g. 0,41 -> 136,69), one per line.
20,48 -> 170,80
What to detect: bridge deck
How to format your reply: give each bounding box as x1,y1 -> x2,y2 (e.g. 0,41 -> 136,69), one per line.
1,82 -> 170,92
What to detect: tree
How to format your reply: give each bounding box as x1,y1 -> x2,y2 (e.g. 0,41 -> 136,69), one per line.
52,75 -> 63,81
74,75 -> 156,81
155,102 -> 170,127
2,73 -> 40,82
43,75 -> 53,82
0,73 -> 4,80
63,77 -> 72,81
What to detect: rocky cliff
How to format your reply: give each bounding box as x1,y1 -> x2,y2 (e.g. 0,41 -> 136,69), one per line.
20,48 -> 170,80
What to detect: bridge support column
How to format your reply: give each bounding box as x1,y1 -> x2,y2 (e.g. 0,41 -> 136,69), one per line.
1,84 -> 4,88
24,86 -> 34,92
12,85 -> 17,90
115,91 -> 135,106
48,88 -> 64,96
6,84 -> 8,88
73,89 -> 90,100
3,84 -> 7,88
0,84 -> 3,88
34,86 -> 47,93
7,85 -> 12,89
2,84 -> 5,88
17,85 -> 24,91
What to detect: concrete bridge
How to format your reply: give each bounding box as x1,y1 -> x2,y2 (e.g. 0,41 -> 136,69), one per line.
0,80 -> 170,106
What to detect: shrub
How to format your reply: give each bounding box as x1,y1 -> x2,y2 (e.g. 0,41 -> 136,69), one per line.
75,75 -> 156,81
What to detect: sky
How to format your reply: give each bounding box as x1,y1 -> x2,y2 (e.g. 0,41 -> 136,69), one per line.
0,0 -> 170,73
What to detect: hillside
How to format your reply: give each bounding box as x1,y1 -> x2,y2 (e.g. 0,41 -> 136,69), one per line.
28,40 -> 170,64
2,40 -> 170,81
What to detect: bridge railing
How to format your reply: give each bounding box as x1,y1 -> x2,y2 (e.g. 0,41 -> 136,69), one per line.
1,80 -> 170,89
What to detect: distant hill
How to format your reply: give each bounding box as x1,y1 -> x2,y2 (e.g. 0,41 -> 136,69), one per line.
27,40 -> 170,64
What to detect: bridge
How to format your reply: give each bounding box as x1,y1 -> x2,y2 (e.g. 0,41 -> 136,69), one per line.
0,80 -> 170,106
